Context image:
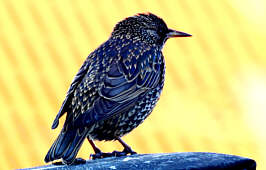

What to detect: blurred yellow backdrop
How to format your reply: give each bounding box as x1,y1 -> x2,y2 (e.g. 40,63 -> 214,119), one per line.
0,0 -> 265,169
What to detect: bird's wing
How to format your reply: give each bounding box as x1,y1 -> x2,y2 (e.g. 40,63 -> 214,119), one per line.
51,40 -> 120,129
100,45 -> 162,102
73,42 -> 163,128
51,58 -> 92,129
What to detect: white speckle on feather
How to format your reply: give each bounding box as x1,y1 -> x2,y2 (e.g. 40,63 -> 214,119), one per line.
109,166 -> 116,169
144,161 -> 151,163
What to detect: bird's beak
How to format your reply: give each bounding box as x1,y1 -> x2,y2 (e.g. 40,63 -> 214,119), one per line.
167,29 -> 192,38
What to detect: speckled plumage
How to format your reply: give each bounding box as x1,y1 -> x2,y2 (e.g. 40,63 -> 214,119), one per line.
44,13 -> 191,165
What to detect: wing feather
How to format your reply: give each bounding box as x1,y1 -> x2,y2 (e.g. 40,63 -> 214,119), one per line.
52,39 -> 163,130
73,42 -> 163,128
51,59 -> 91,129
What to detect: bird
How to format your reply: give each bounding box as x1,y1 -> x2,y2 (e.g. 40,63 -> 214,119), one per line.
44,12 -> 191,165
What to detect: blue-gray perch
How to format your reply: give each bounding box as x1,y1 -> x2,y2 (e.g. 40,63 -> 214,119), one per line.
22,152 -> 256,170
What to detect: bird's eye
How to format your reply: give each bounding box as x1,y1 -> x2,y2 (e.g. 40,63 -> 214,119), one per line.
158,29 -> 164,35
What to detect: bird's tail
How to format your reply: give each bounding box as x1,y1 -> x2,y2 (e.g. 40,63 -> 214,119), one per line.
44,126 -> 88,164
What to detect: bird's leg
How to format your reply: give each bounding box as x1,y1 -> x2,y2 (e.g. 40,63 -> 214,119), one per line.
88,139 -> 104,159
109,137 -> 137,157
88,138 -> 114,159
116,137 -> 137,155
88,138 -> 136,159
88,139 -> 101,154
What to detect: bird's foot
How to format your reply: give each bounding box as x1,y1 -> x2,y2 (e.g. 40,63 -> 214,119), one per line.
52,161 -> 64,165
122,146 -> 137,155
52,158 -> 86,165
111,149 -> 137,157
90,149 -> 137,160
90,151 -> 113,159
71,158 -> 87,165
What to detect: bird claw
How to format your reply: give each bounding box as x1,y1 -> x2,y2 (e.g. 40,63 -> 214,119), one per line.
90,150 -> 137,160
90,152 -> 113,159
112,150 -> 127,157
52,161 -> 64,165
72,158 -> 86,165
122,147 -> 137,155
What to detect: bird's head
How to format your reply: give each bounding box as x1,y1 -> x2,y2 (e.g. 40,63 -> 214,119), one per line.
111,13 -> 191,47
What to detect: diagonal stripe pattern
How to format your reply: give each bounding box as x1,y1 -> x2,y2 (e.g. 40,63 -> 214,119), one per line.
0,0 -> 265,169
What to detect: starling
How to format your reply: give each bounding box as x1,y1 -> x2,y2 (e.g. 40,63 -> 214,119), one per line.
44,13 -> 191,165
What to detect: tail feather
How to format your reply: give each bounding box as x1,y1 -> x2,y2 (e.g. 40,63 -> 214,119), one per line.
44,127 -> 88,164
62,130 -> 88,163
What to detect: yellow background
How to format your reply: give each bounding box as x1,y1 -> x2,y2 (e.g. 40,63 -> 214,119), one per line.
0,0 -> 265,169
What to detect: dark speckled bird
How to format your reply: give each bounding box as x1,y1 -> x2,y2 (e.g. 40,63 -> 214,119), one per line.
44,13 -> 191,165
